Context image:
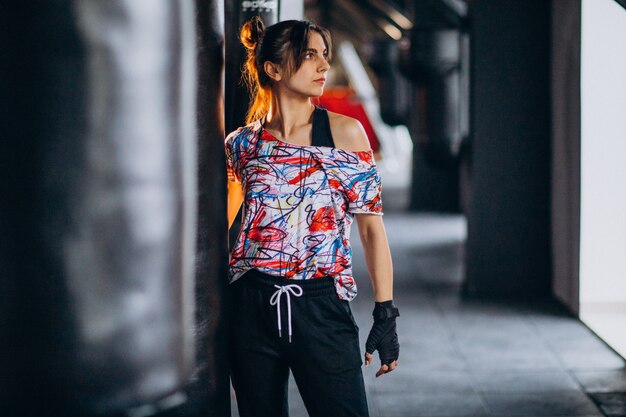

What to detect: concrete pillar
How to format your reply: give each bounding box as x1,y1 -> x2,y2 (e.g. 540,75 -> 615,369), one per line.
399,0 -> 469,213
464,0 -> 552,299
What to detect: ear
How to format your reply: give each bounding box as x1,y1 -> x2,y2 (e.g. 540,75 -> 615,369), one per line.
263,61 -> 283,82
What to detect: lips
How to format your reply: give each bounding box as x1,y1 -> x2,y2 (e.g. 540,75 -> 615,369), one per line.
314,78 -> 326,84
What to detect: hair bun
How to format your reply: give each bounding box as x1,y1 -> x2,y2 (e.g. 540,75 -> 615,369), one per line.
240,15 -> 265,52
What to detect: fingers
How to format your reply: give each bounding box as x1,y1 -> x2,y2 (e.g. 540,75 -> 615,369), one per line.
365,351 -> 399,377
375,359 -> 398,378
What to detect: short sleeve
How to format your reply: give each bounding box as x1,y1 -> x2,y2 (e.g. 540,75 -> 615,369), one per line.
225,132 -> 240,183
343,151 -> 384,215
225,126 -> 255,184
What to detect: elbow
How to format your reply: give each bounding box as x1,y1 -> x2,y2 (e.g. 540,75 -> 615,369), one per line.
357,216 -> 383,245
358,225 -> 374,245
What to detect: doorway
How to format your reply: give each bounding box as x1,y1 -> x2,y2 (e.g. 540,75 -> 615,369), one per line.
579,0 -> 626,358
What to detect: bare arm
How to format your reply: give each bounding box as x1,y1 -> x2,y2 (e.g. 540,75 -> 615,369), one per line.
331,114 -> 394,299
355,212 -> 398,376
324,113 -> 398,374
228,180 -> 244,230
355,213 -> 393,302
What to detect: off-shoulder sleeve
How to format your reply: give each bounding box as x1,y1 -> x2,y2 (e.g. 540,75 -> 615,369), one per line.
334,150 -> 384,215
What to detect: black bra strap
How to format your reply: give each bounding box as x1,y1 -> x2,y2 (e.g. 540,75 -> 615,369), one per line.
311,106 -> 336,148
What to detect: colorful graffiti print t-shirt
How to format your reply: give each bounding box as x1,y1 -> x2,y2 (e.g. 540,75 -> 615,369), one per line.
225,116 -> 383,301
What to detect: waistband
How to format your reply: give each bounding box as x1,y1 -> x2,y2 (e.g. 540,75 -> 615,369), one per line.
239,268 -> 336,297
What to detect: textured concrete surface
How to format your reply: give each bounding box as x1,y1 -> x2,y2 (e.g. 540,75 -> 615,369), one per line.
231,188 -> 626,417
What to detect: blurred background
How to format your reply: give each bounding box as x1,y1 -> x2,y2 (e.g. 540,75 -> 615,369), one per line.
2,0 -> 626,416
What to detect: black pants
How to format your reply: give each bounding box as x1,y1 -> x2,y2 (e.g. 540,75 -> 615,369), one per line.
229,269 -> 370,417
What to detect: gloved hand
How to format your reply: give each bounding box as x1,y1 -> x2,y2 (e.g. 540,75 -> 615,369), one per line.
364,300 -> 400,377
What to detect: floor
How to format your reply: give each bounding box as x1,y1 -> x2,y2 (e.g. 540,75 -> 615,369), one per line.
230,189 -> 626,417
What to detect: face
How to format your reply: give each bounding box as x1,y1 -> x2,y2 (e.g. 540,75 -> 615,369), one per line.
277,31 -> 331,97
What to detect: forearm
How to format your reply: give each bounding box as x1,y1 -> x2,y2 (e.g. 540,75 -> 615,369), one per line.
357,216 -> 393,302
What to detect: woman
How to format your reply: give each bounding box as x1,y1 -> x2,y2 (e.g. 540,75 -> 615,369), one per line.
225,16 -> 399,417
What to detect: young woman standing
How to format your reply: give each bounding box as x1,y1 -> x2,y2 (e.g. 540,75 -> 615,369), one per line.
225,16 -> 400,417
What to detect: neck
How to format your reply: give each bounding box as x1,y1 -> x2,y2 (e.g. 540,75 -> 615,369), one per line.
264,92 -> 316,140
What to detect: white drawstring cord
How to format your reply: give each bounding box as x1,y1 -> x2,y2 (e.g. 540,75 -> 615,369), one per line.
269,284 -> 303,343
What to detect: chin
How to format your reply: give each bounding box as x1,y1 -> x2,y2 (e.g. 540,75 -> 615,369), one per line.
311,89 -> 324,98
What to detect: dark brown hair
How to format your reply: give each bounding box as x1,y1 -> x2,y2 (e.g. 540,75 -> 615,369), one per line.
240,16 -> 332,124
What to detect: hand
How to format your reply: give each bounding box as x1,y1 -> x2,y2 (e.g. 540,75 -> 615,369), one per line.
365,353 -> 398,377
364,300 -> 399,377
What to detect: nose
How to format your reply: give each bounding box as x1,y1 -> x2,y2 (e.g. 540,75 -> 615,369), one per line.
319,58 -> 330,72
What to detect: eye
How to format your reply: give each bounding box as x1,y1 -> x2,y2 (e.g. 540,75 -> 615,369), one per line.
304,52 -> 314,59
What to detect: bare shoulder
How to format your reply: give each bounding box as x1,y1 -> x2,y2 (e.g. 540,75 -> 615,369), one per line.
327,111 -> 371,152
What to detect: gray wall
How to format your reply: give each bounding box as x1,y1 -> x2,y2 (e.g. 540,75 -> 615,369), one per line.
550,0 -> 581,314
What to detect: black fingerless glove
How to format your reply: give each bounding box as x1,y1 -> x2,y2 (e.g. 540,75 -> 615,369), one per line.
365,300 -> 400,366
